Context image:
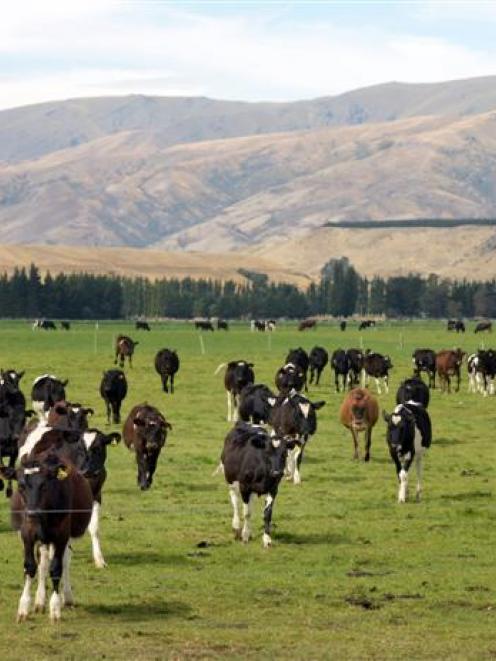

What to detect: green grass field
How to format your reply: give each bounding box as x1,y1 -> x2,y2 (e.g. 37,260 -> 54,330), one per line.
0,321 -> 494,660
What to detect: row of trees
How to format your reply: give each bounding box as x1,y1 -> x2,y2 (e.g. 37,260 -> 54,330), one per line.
0,261 -> 495,320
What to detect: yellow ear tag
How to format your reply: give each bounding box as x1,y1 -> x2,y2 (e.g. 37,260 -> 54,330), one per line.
57,467 -> 69,480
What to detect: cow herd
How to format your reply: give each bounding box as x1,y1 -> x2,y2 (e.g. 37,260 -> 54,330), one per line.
0,324 -> 492,624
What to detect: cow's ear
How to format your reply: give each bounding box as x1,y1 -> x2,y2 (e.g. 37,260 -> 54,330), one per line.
84,408 -> 94,416
313,400 -> 326,410
18,371 -> 25,380
62,380 -> 69,387
248,363 -> 254,367
382,410 -> 391,423
164,421 -> 172,430
133,417 -> 145,427
106,432 -> 121,446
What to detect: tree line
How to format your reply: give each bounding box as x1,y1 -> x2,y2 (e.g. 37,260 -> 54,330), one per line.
0,260 -> 495,320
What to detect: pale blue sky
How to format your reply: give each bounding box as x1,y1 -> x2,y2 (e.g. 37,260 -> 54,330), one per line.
1,1 -> 496,110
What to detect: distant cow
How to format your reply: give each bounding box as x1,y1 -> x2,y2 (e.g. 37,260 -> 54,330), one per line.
275,363 -> 306,394
362,351 -> 393,394
31,375 -> 68,418
100,369 -> 128,424
135,321 -> 151,331
308,347 -> 329,386
266,320 -> 276,332
33,319 -> 56,330
238,384 -> 277,424
195,320 -> 214,331
383,402 -> 432,503
412,348 -> 437,389
252,320 -> 266,332
396,376 -> 430,408
436,349 -> 465,393
447,320 -> 465,333
339,388 -> 379,461
270,390 -> 325,484
60,321 -> 71,331
475,321 -> 492,333
220,422 -> 287,547
346,349 -> 364,388
298,318 -> 317,331
331,349 -> 349,392
217,319 -> 229,331
215,361 -> 255,422
123,404 -> 172,490
114,335 -> 138,368
340,321 -> 347,332
358,320 -> 376,330
154,349 -> 180,394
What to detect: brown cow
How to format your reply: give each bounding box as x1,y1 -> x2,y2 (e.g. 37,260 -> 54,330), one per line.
114,335 -> 139,368
436,349 -> 466,393
298,319 -> 317,331
339,388 -> 379,461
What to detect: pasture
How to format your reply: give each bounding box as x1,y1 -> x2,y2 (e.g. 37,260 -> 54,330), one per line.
0,321 -> 494,660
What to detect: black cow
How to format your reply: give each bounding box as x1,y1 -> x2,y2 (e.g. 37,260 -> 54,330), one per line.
100,370 -> 128,424
270,390 -> 326,484
123,404 -> 172,490
412,348 -> 437,389
195,320 -> 214,331
308,347 -> 329,386
238,384 -> 277,424
362,352 -> 393,394
31,375 -> 68,418
331,349 -> 349,392
216,361 -> 255,422
359,320 -> 376,330
154,349 -> 180,394
136,321 -> 151,331
383,403 -> 432,503
396,376 -> 430,408
285,348 -> 309,391
346,349 -> 364,388
475,321 -> 492,333
60,321 -> 71,330
217,320 -> 229,331
220,422 -> 287,547
275,363 -> 305,394
340,321 -> 347,331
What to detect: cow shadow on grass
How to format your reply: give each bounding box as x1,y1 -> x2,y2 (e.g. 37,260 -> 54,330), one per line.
276,530 -> 350,546
83,599 -> 192,621
435,436 -> 462,446
106,551 -> 189,566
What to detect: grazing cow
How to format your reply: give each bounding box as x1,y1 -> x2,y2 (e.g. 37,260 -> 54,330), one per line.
447,319 -> 465,332
308,347 -> 329,386
340,321 -> 347,332
31,375 -> 68,418
339,388 -> 379,461
266,320 -> 276,332
100,369 -> 128,424
331,349 -> 350,392
33,319 -> 57,330
123,404 -> 172,490
2,452 -> 93,622
467,350 -> 496,395
154,349 -> 180,394
383,403 -> 432,503
396,376 -> 430,408
215,361 -> 255,422
346,349 -> 364,388
475,321 -> 492,333
436,349 -> 465,393
275,363 -> 306,394
412,348 -> 437,389
135,321 -> 151,331
217,319 -> 229,331
114,335 -> 138,368
298,318 -> 317,331
362,352 -> 393,394
270,390 -> 325,484
195,320 -> 214,331
252,320 -> 266,332
238,384 -> 277,424
358,320 -> 376,330
60,321 -> 71,331
220,422 -> 287,547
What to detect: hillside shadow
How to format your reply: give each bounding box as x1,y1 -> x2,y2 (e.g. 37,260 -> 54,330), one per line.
106,551 -> 189,566
83,599 -> 192,621
276,530 -> 350,546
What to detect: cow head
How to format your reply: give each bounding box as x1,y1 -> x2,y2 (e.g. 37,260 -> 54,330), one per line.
0,369 -> 24,392
383,406 -> 415,459
82,430 -> 121,477
284,392 -> 326,438
13,453 -> 71,519
266,435 -> 288,478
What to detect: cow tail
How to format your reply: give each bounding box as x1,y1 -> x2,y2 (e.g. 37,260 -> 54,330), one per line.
214,363 -> 227,375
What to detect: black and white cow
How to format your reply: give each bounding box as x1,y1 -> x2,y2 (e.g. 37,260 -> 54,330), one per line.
31,375 -> 68,419
308,347 -> 328,386
396,376 -> 430,408
270,390 -> 326,484
135,321 -> 151,331
362,352 -> 393,394
467,350 -> 496,396
346,349 -> 364,388
220,422 -> 287,547
100,370 -> 128,424
412,348 -> 437,389
238,384 -> 277,424
383,403 -> 432,503
33,319 -> 57,330
285,348 -> 309,391
331,349 -> 350,392
275,363 -> 306,394
154,349 -> 180,394
215,361 -> 255,422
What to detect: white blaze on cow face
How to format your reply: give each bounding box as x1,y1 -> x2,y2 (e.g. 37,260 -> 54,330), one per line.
299,402 -> 311,419
271,438 -> 281,448
82,431 -> 98,450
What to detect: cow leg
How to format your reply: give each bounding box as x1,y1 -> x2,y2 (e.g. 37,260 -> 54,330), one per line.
374,377 -> 382,395
232,393 -> 239,422
170,373 -> 174,394
384,375 -> 389,394
34,544 -> 50,612
364,428 -> 372,462
62,544 -> 74,607
18,536 -> 37,622
89,501 -> 106,568
351,429 -> 360,460
129,354 -> 133,369
114,350 -> 118,365
398,468 -> 409,503
262,491 -> 276,548
137,454 -> 148,489
293,446 -> 303,484
456,369 -> 460,392
229,482 -> 241,539
49,541 -> 65,622
241,491 -> 255,543
285,448 -> 295,480
226,391 -> 232,422
146,453 -> 158,488
309,367 -> 314,385
415,453 -> 424,502
161,374 -> 168,393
